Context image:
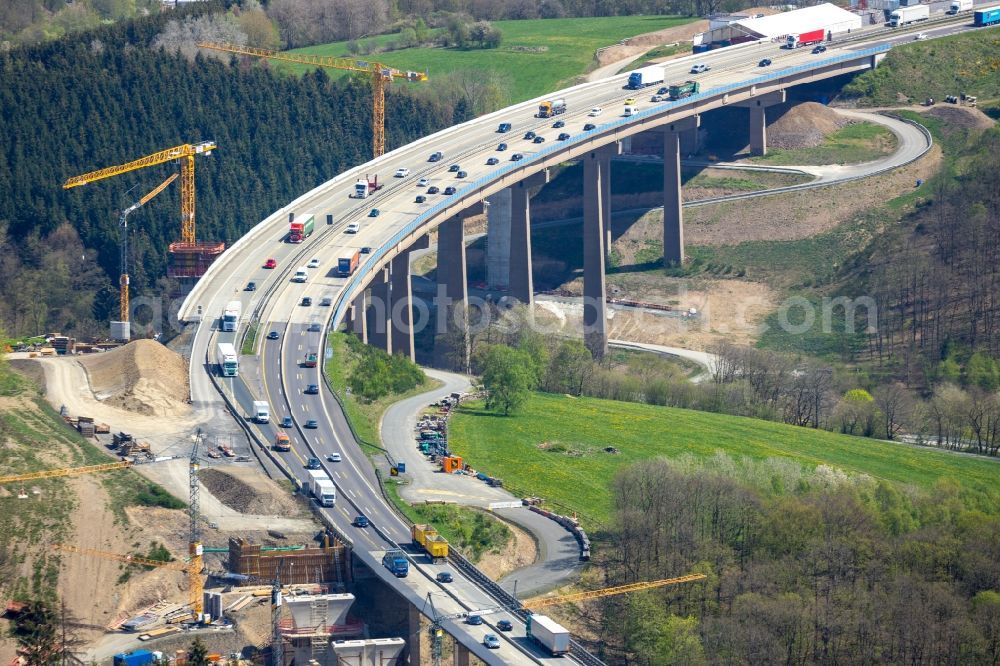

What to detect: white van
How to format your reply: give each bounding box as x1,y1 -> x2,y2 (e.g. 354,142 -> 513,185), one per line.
293,267 -> 308,283
624,105 -> 639,117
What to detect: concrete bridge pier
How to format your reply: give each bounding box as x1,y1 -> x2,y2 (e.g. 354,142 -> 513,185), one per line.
485,189 -> 512,289
454,642 -> 471,666
736,90 -> 786,157
350,291 -> 367,343
366,266 -> 392,353
509,170 -> 549,307
662,115 -> 699,266
583,148 -> 612,359
437,214 -> 470,371
389,236 -> 429,361
407,604 -> 422,665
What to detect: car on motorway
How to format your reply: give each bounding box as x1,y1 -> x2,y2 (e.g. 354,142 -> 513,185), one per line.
345,221 -> 360,233
759,58 -> 772,67
428,151 -> 443,162
533,135 -> 545,144
496,619 -> 513,632
651,94 -> 662,102
483,634 -> 500,649
361,246 -> 372,254
267,331 -> 279,340
657,86 -> 669,95
415,195 -> 426,203
306,457 -> 321,469
466,615 -> 484,626
246,281 -> 256,291
497,143 -> 508,151
583,123 -> 597,131
353,515 -> 369,527
691,63 -> 710,73
368,208 -> 380,217
558,132 -> 571,141
486,157 -> 500,165
320,295 -> 332,306
456,170 -> 467,178
443,186 -> 457,195
435,571 -> 453,583
301,296 -> 312,306
305,384 -> 319,394
914,32 -> 928,40
427,186 -> 440,194
624,97 -> 637,105
553,120 -> 565,128
510,153 -> 524,161
588,107 -> 602,116
812,45 -> 827,53
417,177 -> 429,187
497,122 -> 512,133
264,258 -> 277,269
394,167 -> 410,177
281,416 -> 293,428
308,322 -> 321,332
448,164 -> 461,172
304,419 -> 318,429
327,453 -> 341,462
307,258 -> 320,268
523,130 -> 536,140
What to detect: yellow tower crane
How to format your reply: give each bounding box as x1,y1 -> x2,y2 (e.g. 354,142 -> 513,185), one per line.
196,43 -> 428,158
523,573 -> 708,610
63,141 -> 217,247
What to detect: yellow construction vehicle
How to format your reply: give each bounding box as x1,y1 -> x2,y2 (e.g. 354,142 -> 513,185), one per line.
196,43 -> 427,158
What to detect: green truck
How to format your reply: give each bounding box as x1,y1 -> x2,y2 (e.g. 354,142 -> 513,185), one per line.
668,80 -> 700,101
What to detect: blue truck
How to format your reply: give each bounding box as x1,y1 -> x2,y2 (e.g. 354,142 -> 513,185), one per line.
974,4 -> 1000,25
382,549 -> 409,577
113,650 -> 157,666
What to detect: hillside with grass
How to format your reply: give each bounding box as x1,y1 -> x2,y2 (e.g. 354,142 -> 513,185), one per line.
279,16 -> 695,102
449,392 -> 1000,525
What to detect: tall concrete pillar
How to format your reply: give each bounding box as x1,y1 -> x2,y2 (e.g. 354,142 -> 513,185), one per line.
351,291 -> 367,343
366,266 -> 391,353
662,116 -> 699,267
390,250 -> 415,360
485,189 -> 512,289
407,604 -> 422,666
583,151 -> 608,359
508,171 -> 548,307
679,126 -> 700,156
437,215 -> 469,371
599,151 -> 612,256
454,641 -> 470,666
736,90 -> 786,157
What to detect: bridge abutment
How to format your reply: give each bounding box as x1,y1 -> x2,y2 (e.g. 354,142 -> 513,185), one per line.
454,642 -> 471,666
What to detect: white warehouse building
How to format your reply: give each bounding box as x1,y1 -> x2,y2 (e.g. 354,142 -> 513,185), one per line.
694,3 -> 863,46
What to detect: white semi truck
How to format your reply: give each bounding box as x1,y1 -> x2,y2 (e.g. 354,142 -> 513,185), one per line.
890,4 -> 929,26
222,300 -> 240,332
217,342 -> 238,377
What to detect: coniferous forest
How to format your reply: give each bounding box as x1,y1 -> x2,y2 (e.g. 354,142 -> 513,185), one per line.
0,3 -> 465,337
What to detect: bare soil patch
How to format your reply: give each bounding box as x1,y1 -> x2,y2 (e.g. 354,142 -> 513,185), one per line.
77,340 -> 189,417
924,105 -> 995,132
198,467 -> 303,515
683,143 -> 942,246
595,21 -> 708,68
475,515 -> 537,580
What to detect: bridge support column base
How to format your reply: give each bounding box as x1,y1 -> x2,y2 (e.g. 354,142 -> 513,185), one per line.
437,215 -> 470,372
583,150 -> 608,359
407,604 -> 422,666
662,116 -> 699,267
367,267 -> 391,353
454,641 -> 471,666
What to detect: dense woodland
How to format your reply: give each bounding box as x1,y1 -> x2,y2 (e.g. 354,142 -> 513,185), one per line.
594,458 -> 1000,665
0,4 -> 466,337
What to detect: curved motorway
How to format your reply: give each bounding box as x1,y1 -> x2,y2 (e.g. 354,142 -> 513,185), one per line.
181,13 -> 985,662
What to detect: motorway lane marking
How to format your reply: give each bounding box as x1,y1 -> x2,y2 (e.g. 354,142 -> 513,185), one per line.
348,488 -> 357,499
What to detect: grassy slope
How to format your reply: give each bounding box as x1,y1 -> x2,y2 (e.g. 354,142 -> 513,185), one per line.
448,393 -> 1000,525
843,29 -> 1000,106
280,16 -> 694,102
749,122 -> 897,166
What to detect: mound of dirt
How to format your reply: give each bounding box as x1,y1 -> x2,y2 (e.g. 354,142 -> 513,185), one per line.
78,339 -> 189,417
924,105 -> 994,132
767,102 -> 851,149
199,468 -> 300,515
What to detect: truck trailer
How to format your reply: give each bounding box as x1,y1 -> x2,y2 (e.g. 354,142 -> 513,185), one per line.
222,300 -> 240,332
352,175 -> 382,199
626,64 -> 665,90
668,80 -> 700,100
890,4 -> 929,25
975,4 -> 1000,24
536,99 -> 566,118
314,478 -> 336,507
113,651 -> 160,666
382,549 -> 409,577
217,342 -> 238,377
289,213 -> 315,243
526,614 -> 570,655
338,250 -> 361,277
948,0 -> 973,13
411,523 -> 449,562
252,400 -> 270,423
785,28 -> 825,48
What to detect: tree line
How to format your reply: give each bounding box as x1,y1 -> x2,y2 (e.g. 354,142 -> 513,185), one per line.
590,456 -> 1000,665
0,5 -> 466,338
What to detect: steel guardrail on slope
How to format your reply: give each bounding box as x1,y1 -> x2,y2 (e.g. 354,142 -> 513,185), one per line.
329,44 -> 893,329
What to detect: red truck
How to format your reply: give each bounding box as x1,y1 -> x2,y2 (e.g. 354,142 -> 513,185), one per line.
785,28 -> 825,48
289,213 -> 315,243
304,352 -> 318,368
338,251 -> 361,277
